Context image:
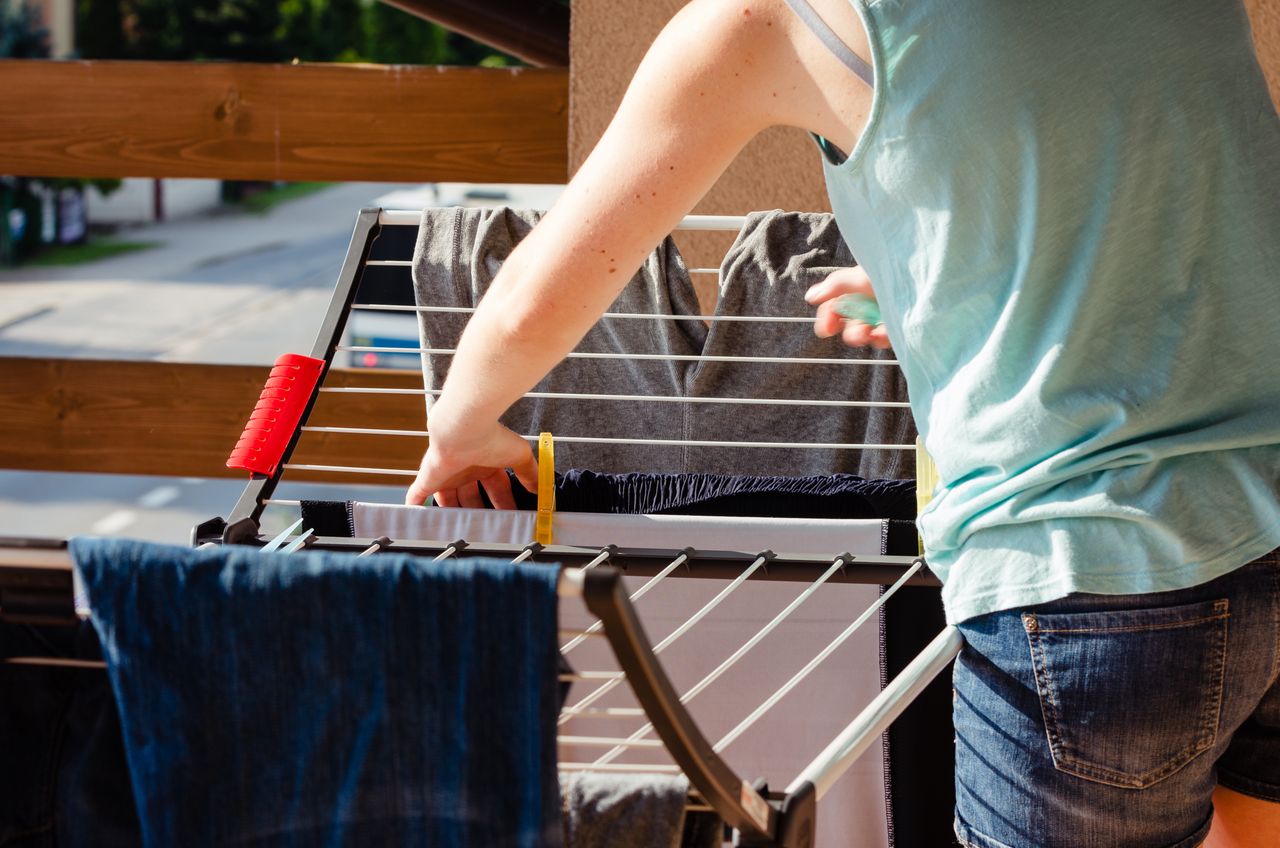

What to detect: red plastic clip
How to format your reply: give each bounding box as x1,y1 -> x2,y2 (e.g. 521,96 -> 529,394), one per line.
226,353 -> 325,476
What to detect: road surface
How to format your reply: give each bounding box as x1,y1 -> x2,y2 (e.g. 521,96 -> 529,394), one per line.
0,181 -> 562,542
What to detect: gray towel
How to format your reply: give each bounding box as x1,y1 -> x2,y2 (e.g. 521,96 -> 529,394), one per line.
412,207 -> 704,472
685,210 -> 916,478
559,772 -> 721,848
413,207 -> 914,479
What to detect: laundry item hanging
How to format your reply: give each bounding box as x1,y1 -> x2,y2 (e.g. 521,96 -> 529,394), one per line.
558,773 -> 720,848
69,538 -> 564,848
513,469 -> 918,519
301,470 -> 916,535
412,207 -> 915,477
685,210 -> 915,478
297,481 -> 911,848
412,207 -> 704,473
307,502 -> 886,559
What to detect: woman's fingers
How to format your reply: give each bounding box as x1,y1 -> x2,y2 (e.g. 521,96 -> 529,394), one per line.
404,423 -> 540,509
406,471 -> 434,506
456,480 -> 485,509
813,298 -> 848,339
807,265 -> 891,350
816,297 -> 890,347
804,265 -> 874,305
837,318 -> 893,349
840,317 -> 876,347
510,453 -> 539,498
480,468 -> 518,511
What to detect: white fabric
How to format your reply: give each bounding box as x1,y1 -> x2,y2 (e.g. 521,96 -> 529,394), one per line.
350,503 -> 886,558
350,502 -> 891,848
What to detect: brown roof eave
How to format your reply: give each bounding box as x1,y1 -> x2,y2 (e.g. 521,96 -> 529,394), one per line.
379,0 -> 569,67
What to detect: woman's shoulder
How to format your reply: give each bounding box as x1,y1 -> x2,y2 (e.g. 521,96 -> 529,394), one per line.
660,0 -> 874,149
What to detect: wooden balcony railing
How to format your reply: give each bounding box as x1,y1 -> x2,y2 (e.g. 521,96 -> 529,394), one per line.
0,358 -> 426,486
1,57 -> 568,482
0,59 -> 568,183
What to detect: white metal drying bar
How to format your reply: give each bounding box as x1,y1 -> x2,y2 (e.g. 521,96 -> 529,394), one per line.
285,464 -> 417,476
284,446 -> 912,479
558,735 -> 666,749
561,549 -> 691,654
713,560 -> 924,754
284,447 -> 909,477
338,345 -> 897,366
5,657 -> 106,669
559,552 -> 772,725
558,706 -> 647,719
0,544 -> 593,602
318,386 -> 911,409
557,762 -> 682,774
298,426 -> 914,452
789,625 -> 964,799
363,260 -> 722,276
352,304 -> 825,324
377,210 -> 749,231
589,554 -> 849,767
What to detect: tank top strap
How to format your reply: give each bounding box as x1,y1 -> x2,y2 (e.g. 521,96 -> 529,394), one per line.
780,0 -> 873,87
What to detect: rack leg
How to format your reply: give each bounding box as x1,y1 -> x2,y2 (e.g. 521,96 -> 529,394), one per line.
735,781 -> 816,848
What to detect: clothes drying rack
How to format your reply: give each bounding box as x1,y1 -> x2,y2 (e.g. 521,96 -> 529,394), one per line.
0,208 -> 964,847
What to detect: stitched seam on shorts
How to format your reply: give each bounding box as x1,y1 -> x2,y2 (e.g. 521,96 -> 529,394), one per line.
1052,613 -> 1227,788
1271,563 -> 1280,685
1024,616 -> 1066,772
955,817 -> 1018,848
1032,608 -> 1229,635
1203,606 -> 1230,764
1024,607 -> 1229,788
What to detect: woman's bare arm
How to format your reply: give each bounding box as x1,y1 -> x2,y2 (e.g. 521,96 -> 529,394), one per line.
406,0 -> 873,507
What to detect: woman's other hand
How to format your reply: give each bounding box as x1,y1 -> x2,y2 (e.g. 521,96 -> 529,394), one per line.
805,266 -> 891,350
404,416 -> 538,510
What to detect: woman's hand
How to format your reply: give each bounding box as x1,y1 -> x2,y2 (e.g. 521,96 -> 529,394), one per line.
805,266 -> 892,350
404,415 -> 539,510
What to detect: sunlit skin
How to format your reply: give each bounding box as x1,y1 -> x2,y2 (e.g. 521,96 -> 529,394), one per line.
405,0 -> 872,510
403,3 -> 1278,840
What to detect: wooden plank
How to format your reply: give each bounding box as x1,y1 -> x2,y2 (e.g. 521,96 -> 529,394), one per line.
0,60 -> 567,183
0,357 -> 429,486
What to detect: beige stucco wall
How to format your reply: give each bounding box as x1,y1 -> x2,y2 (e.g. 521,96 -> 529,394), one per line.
571,0 -> 1280,303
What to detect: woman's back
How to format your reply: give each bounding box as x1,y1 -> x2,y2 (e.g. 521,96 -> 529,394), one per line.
809,0 -> 1280,621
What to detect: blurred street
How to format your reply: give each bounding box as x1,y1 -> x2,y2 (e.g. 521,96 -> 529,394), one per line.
0,181 -> 414,364
0,180 -> 562,542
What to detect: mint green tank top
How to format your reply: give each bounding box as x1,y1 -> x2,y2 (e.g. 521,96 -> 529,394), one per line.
806,0 -> 1280,622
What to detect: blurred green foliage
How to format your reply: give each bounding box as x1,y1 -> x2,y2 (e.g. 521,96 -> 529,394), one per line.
74,0 -> 517,66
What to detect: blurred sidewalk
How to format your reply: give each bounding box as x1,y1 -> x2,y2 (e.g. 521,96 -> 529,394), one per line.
0,182 -> 405,287
0,182 -> 564,364
0,182 -> 417,362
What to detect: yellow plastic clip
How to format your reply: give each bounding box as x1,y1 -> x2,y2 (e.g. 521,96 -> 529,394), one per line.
914,436 -> 939,555
535,432 -> 556,546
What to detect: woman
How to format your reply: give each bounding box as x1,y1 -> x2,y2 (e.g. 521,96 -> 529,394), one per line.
406,1 -> 1280,845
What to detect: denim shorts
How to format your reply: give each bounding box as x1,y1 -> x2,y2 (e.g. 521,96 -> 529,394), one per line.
952,549 -> 1280,848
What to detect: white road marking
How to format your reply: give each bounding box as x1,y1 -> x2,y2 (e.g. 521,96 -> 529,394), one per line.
92,510 -> 138,535
137,485 -> 182,509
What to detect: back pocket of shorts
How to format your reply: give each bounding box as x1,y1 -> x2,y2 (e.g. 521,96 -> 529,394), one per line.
1024,598 -> 1229,789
